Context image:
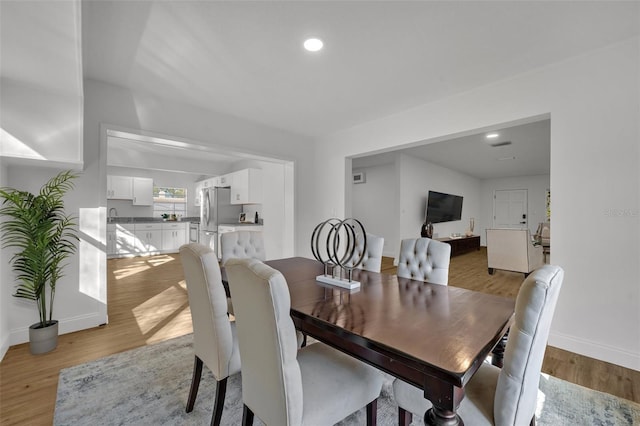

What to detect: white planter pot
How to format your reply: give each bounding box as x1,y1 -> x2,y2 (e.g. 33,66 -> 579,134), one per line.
28,320 -> 59,355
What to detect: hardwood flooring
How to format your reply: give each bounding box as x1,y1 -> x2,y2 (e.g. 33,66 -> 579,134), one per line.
1,249 -> 638,425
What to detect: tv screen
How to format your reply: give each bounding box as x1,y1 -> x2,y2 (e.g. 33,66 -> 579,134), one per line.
426,191 -> 463,223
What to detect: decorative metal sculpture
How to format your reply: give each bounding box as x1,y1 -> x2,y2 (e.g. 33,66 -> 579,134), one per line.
311,218 -> 367,289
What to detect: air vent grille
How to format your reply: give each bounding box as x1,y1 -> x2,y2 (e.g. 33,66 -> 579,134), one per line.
489,141 -> 512,147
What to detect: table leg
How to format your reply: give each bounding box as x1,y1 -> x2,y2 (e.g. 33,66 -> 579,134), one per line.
423,377 -> 465,426
491,329 -> 509,368
424,406 -> 464,426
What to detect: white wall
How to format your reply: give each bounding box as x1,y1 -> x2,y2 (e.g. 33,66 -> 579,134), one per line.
479,175 -> 550,245
398,154 -> 481,247
352,162 -> 397,257
352,154 -> 482,258
4,165 -> 105,347
0,78 -> 83,167
315,38 -> 640,371
0,159 -> 9,359
228,159 -> 294,260
0,79 -> 316,352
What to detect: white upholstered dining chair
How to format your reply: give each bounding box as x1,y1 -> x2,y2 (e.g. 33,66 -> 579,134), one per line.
179,243 -> 241,426
392,264 -> 564,426
344,233 -> 385,272
397,237 -> 451,285
225,257 -> 384,426
220,230 -> 265,265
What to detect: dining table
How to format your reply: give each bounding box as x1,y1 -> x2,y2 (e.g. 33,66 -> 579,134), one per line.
229,256 -> 515,426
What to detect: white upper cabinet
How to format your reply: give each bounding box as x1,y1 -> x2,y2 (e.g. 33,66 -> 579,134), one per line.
194,168 -> 262,205
218,173 -> 232,187
132,177 -> 153,205
107,175 -> 133,199
230,168 -> 262,204
201,177 -> 218,188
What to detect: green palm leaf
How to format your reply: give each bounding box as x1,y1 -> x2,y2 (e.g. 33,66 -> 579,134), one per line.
0,171 -> 79,327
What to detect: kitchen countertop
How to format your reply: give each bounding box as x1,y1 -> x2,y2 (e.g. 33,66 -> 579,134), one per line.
219,222 -> 263,227
107,216 -> 200,224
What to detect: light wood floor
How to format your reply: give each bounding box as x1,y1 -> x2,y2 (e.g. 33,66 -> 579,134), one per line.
1,249 -> 638,425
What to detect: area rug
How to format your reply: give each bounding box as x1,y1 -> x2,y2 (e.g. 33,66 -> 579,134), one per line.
54,334 -> 640,425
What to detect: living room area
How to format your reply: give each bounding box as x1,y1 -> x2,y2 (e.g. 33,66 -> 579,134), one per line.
350,117 -> 551,259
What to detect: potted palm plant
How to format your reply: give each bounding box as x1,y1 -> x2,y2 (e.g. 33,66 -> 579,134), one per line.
0,170 -> 79,354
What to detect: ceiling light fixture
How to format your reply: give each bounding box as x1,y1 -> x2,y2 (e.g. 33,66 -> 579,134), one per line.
303,38 -> 324,52
486,133 -> 499,139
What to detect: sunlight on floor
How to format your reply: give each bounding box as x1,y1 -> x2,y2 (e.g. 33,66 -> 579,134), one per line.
113,255 -> 176,280
132,283 -> 188,335
145,254 -> 176,267
113,263 -> 151,279
536,373 -> 549,418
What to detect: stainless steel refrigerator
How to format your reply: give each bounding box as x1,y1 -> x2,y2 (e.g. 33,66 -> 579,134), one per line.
199,187 -> 242,258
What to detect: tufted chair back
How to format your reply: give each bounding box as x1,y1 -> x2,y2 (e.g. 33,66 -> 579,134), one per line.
494,264 -> 563,425
220,231 -> 266,265
397,238 -> 451,285
225,258 -> 304,425
179,243 -> 240,380
344,233 -> 385,272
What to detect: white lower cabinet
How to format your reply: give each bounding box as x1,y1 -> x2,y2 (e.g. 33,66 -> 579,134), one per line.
107,224 -> 136,257
133,223 -> 162,255
109,222 -> 188,258
161,223 -> 187,251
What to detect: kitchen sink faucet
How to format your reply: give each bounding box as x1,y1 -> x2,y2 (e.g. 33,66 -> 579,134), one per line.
108,207 -> 118,222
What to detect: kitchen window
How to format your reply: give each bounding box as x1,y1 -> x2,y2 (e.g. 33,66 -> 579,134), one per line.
153,186 -> 187,218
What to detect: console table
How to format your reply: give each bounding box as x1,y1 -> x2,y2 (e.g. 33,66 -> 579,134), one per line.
437,235 -> 481,257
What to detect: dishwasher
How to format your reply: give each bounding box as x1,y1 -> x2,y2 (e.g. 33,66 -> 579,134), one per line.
189,222 -> 199,243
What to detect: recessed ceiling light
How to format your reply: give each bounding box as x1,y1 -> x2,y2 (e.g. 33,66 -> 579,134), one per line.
486,133 -> 499,139
303,38 -> 324,52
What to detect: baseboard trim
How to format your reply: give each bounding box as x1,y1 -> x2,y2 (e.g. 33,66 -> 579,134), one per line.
9,313 -> 104,347
548,330 -> 640,372
0,333 -> 9,362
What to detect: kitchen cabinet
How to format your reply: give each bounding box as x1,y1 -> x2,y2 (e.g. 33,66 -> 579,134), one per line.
134,223 -> 162,254
108,224 -> 136,257
161,222 -> 187,252
218,173 -> 232,187
229,168 -> 262,204
132,177 -> 154,206
107,224 -> 117,255
107,175 -> 133,200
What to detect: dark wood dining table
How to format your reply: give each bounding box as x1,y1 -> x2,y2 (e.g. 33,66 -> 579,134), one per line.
261,257 -> 515,426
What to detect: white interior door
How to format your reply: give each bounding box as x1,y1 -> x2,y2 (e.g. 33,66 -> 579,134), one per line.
493,189 -> 528,228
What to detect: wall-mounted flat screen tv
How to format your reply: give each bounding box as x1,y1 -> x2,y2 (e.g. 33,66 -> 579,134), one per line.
426,191 -> 463,223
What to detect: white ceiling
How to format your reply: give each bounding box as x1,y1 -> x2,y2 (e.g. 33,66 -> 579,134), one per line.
81,1 -> 639,139
3,1 -> 638,176
353,118 -> 550,179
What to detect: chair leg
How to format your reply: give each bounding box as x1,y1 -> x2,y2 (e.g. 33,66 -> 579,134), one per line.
366,399 -> 377,426
242,404 -> 254,426
210,377 -> 228,426
488,267 -> 495,275
398,407 -> 412,426
530,415 -> 536,426
186,356 -> 203,412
